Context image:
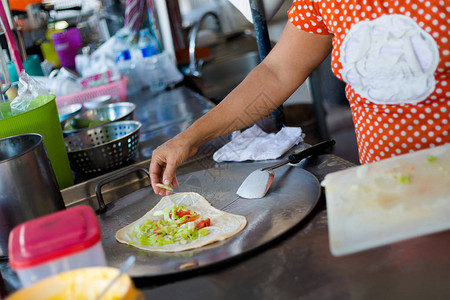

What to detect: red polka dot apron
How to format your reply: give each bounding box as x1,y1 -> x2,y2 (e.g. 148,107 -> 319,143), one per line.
288,0 -> 450,164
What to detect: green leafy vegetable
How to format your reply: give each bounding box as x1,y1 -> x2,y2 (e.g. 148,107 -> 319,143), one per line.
397,173 -> 410,184
155,183 -> 174,192
427,155 -> 437,162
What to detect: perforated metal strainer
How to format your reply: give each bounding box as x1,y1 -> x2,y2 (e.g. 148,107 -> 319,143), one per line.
65,120 -> 142,175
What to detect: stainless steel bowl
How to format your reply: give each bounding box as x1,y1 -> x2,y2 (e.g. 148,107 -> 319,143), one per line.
58,103 -> 82,122
83,95 -> 113,110
62,102 -> 136,136
64,120 -> 142,175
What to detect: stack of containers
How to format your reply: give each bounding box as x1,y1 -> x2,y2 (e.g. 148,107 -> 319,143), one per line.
8,206 -> 107,287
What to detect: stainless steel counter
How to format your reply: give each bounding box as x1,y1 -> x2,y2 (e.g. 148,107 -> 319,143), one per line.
2,86 -> 450,299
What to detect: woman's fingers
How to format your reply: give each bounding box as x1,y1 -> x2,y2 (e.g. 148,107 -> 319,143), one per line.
160,161 -> 178,195
149,155 -> 165,195
172,176 -> 179,188
149,138 -> 192,195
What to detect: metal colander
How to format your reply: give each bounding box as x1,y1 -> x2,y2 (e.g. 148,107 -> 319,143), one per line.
62,102 -> 136,136
65,120 -> 142,175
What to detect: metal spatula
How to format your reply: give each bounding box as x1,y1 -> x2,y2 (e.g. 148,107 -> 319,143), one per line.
236,140 -> 335,199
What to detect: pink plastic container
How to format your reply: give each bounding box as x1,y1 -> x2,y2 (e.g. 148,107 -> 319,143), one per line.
8,206 -> 107,287
51,28 -> 82,71
55,76 -> 128,109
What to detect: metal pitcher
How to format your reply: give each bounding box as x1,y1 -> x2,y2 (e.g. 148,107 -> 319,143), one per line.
0,133 -> 66,257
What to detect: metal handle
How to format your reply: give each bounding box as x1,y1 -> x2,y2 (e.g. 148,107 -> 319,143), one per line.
288,140 -> 336,164
260,140 -> 335,171
95,166 -> 150,214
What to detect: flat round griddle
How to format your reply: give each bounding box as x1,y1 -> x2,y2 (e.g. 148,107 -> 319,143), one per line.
98,162 -> 321,278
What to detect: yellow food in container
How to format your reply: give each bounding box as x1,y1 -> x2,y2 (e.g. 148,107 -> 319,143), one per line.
7,267 -> 144,300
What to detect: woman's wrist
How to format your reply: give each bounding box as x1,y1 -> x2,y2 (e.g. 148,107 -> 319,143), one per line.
180,119 -> 215,149
173,127 -> 202,151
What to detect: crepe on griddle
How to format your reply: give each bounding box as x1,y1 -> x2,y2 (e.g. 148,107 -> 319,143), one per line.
116,192 -> 247,252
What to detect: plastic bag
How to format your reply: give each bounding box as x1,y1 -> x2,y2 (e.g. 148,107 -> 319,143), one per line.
0,101 -> 12,119
10,71 -> 54,115
0,87 -> 17,119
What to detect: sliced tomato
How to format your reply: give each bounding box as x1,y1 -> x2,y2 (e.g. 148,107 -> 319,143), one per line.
176,210 -> 192,217
170,209 -> 193,218
196,218 -> 211,229
180,215 -> 200,225
153,229 -> 162,235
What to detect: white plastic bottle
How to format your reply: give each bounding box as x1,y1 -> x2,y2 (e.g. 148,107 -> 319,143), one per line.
138,28 -> 159,58
139,54 -> 166,95
111,33 -> 141,95
117,49 -> 141,95
137,28 -> 166,94
113,34 -> 129,62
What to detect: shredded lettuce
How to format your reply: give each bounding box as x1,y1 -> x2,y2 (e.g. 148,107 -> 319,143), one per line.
132,204 -> 210,247
155,183 -> 174,192
427,155 -> 437,162
397,173 -> 410,184
199,228 -> 210,237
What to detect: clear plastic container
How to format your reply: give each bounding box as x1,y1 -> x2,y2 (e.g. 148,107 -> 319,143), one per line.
8,206 -> 107,287
138,28 -> 159,58
113,34 -> 130,62
117,50 -> 141,95
139,51 -> 167,95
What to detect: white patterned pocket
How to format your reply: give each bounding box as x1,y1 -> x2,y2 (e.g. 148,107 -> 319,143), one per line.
341,14 -> 439,105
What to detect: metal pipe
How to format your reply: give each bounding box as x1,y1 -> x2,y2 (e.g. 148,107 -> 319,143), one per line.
186,11 -> 221,77
249,0 -> 271,61
308,70 -> 330,141
249,0 -> 285,131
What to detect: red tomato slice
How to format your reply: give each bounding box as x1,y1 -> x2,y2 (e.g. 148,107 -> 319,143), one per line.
196,218 -> 211,229
180,215 -> 200,225
176,210 -> 192,217
169,209 -> 192,218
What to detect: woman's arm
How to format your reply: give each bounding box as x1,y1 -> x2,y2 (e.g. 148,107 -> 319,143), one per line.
150,22 -> 333,195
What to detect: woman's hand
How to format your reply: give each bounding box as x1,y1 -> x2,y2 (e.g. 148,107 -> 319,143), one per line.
149,134 -> 198,196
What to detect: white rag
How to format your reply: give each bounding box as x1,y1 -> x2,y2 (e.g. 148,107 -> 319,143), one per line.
213,125 -> 303,162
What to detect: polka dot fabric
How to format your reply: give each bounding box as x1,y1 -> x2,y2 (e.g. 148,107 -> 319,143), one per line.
288,0 -> 450,164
